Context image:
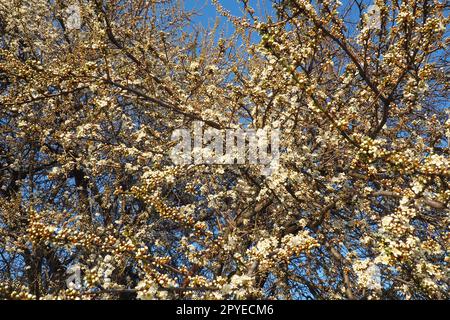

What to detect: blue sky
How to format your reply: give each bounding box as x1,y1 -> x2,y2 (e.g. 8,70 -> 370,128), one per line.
183,0 -> 371,39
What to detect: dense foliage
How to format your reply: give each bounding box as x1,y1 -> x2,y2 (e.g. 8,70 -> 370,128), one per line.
0,0 -> 448,299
